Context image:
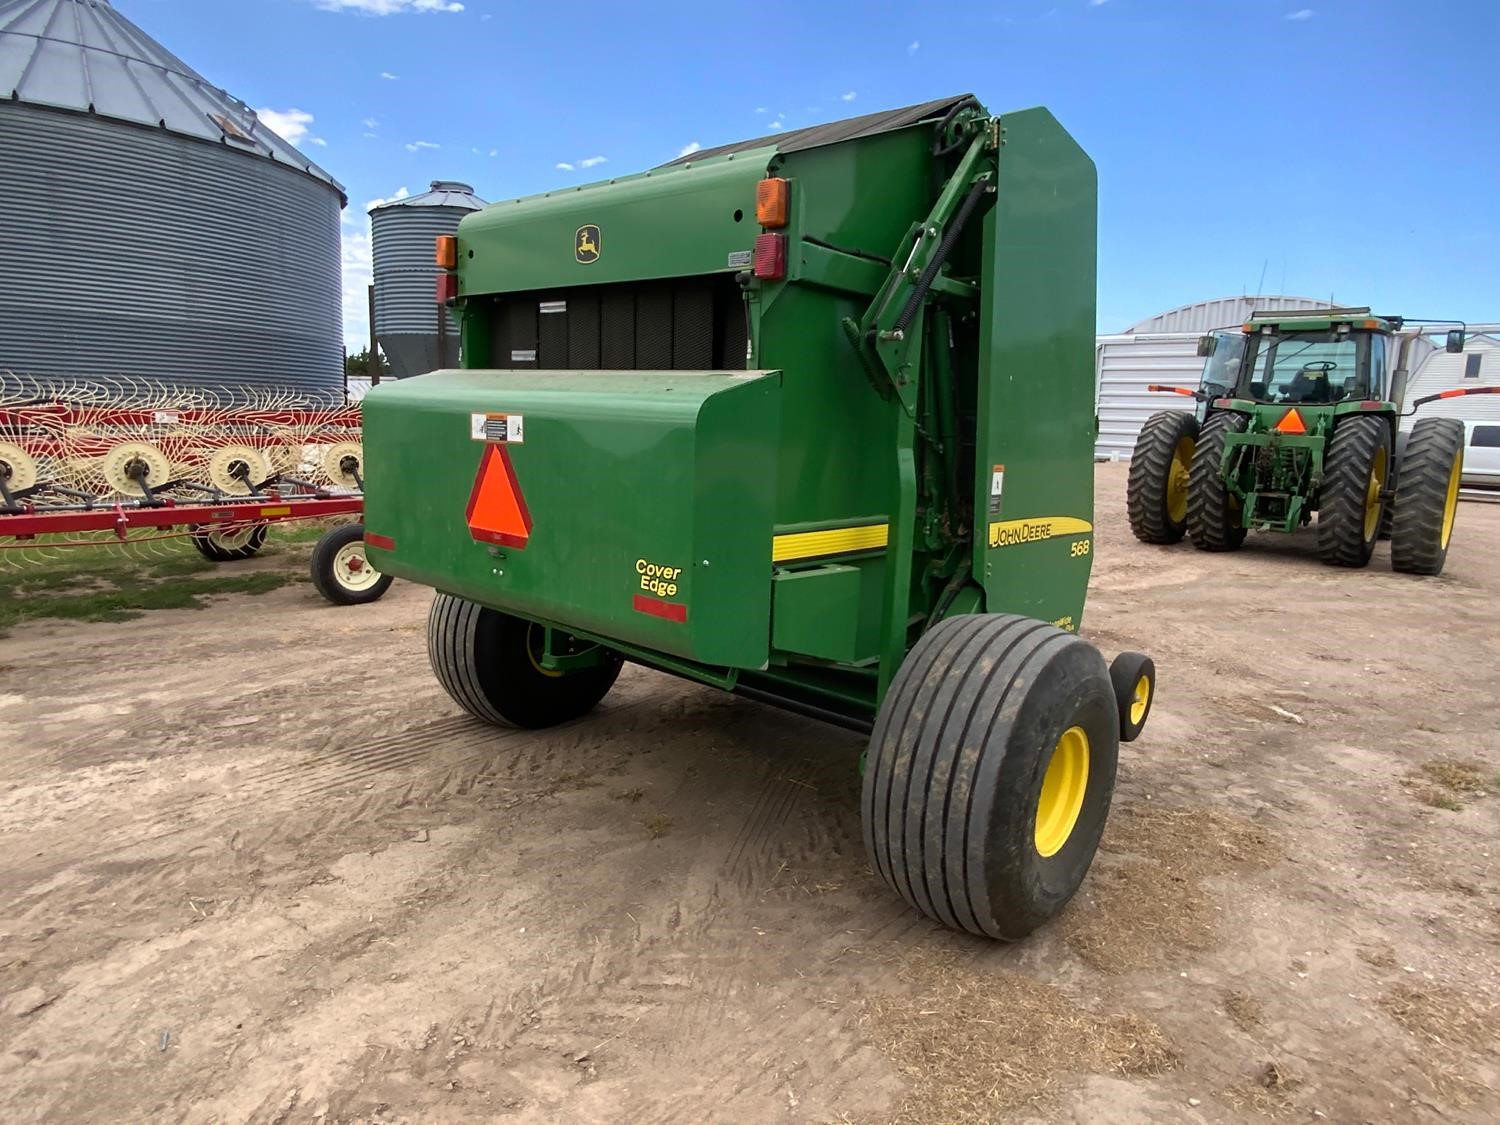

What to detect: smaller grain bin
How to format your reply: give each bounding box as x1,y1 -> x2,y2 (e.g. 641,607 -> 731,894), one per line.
371,181 -> 486,378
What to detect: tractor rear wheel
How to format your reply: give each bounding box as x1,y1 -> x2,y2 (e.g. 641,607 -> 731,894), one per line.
1391,418 -> 1466,576
1127,411 -> 1199,544
862,614 -> 1119,940
1187,413 -> 1248,552
1316,415 -> 1392,568
427,593 -> 623,728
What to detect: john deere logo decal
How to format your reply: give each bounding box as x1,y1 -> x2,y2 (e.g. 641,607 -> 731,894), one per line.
575,225 -> 600,264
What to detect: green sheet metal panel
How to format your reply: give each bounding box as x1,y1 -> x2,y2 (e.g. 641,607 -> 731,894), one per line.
459,154 -> 775,294
363,369 -> 781,667
972,108 -> 1098,632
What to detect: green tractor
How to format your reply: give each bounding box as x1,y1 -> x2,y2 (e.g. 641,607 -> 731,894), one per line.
1127,308 -> 1493,575
362,96 -> 1159,941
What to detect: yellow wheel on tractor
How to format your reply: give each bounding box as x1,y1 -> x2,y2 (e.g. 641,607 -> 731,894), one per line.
1317,414 -> 1391,568
1391,418 -> 1466,576
1127,410 -> 1199,544
862,614 -> 1121,941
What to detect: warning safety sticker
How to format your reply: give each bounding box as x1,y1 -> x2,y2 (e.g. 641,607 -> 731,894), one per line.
470,412 -> 525,444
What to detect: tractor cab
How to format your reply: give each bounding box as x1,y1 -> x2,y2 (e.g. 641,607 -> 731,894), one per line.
1200,309 -> 1398,408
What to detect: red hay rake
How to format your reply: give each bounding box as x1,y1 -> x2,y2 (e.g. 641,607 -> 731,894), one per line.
0,374 -> 391,605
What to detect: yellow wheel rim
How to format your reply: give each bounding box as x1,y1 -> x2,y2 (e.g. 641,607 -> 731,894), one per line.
1167,437 -> 1194,525
525,624 -> 565,679
1440,451 -> 1462,549
1129,674 -> 1151,726
1363,445 -> 1388,541
1035,726 -> 1090,858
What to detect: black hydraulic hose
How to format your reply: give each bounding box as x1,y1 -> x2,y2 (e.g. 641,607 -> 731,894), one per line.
892,178 -> 990,336
932,95 -> 983,157
802,235 -> 892,267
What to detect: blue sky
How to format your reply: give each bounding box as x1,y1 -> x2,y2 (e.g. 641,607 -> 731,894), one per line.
123,0 -> 1499,347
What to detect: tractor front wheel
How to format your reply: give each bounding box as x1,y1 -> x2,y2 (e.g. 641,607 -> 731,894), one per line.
1187,413 -> 1248,552
427,593 -> 622,728
862,614 -> 1120,941
1391,418 -> 1466,576
1316,415 -> 1392,568
1127,410 -> 1199,544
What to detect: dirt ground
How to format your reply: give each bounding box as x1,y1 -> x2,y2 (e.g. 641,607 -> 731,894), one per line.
3,464 -> 1499,1124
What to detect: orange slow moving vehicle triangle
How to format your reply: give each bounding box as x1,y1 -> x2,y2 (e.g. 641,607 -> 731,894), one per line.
465,444 -> 532,547
1275,408 -> 1307,434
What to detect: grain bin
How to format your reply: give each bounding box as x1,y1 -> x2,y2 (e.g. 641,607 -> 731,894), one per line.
371,181 -> 486,378
0,0 -> 346,399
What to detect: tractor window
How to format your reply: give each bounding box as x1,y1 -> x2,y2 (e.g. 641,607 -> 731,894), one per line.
1368,334 -> 1387,399
1200,332 -> 1245,398
1239,331 -> 1363,405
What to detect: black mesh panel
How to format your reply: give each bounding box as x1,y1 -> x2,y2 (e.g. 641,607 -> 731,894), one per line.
483,276 -> 745,371
635,284 -> 674,369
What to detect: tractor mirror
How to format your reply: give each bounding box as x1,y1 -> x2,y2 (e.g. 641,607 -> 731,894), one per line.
1446,330 -> 1466,354
1196,335 -> 1217,357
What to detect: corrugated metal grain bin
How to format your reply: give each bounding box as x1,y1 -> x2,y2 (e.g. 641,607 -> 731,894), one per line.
371,180 -> 486,378
0,0 -> 346,399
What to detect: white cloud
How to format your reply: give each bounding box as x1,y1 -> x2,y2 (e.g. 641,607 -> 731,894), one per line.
840,91 -> 856,101
405,140 -> 440,152
256,107 -> 315,147
1089,0 -> 1108,6
488,149 -> 497,157
309,136 -> 328,146
362,131 -> 379,138
481,12 -> 492,19
678,141 -> 701,157
579,155 -> 608,169
754,106 -> 768,114
362,117 -> 379,128
380,71 -> 399,80
314,0 -> 464,14
768,118 -> 784,131
556,161 -> 575,171
908,40 -> 920,53
1285,7 -> 1314,18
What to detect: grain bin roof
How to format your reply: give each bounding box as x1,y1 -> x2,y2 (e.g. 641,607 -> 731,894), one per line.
1123,295 -> 1332,335
370,180 -> 487,213
0,0 -> 344,200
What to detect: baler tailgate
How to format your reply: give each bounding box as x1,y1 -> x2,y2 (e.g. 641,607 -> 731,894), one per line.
364,369 -> 781,668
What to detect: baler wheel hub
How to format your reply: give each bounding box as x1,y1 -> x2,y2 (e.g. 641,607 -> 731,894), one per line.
1034,726 -> 1090,858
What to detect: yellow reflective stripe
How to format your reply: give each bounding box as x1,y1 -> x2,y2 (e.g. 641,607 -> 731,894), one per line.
258,506 -> 292,517
986,516 -> 1093,549
772,522 -> 888,563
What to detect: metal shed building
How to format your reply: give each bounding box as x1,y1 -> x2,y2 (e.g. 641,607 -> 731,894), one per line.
1094,295 -> 1332,459
0,0 -> 347,398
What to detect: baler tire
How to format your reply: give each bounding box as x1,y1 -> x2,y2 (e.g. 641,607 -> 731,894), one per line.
862,614 -> 1119,941
1127,411 -> 1199,544
1391,418 -> 1465,576
1316,414 -> 1391,569
427,594 -> 622,729
1186,412 -> 1248,552
310,524 -> 393,606
189,521 -> 268,562
1108,651 -> 1155,743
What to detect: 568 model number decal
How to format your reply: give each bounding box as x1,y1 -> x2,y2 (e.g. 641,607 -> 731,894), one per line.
986,516 -> 1093,549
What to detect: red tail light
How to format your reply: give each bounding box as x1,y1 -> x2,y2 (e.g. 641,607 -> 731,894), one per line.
436,273 -> 458,303
753,233 -> 787,280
